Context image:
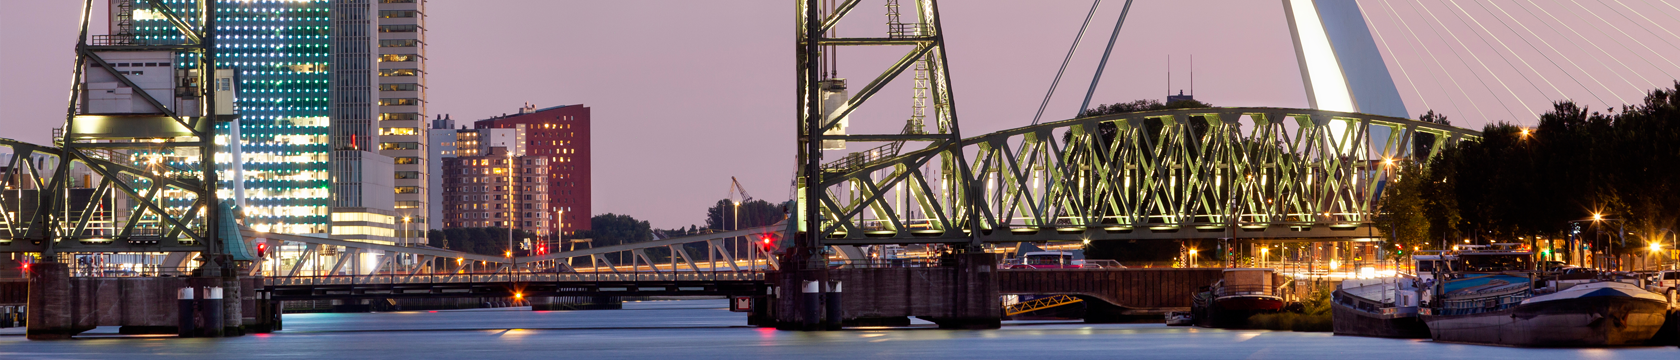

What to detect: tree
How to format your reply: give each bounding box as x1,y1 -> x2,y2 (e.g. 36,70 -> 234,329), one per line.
430,227 -> 538,256
577,213 -> 653,247
704,199 -> 784,231
1377,160 -> 1432,251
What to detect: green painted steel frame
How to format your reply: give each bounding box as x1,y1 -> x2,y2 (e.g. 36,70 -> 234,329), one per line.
812,107 -> 1480,245
0,0 -> 221,256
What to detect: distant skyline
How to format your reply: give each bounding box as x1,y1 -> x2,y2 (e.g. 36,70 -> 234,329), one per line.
3,1 -> 1676,229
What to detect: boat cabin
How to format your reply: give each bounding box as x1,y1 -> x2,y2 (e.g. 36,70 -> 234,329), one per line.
1217,268 -> 1275,297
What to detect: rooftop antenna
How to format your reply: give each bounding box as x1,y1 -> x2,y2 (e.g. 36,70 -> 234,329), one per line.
1190,54 -> 1194,96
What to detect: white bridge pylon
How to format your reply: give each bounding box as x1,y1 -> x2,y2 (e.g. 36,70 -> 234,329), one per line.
248,224 -> 783,286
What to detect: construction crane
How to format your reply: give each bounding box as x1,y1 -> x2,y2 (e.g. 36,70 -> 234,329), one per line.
726,176 -> 754,204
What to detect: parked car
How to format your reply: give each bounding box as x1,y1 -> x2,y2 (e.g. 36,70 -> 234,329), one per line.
1647,270 -> 1678,307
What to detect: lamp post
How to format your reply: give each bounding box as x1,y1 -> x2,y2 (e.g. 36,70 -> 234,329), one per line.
1572,214 -> 1627,271
507,149 -> 516,269
733,201 -> 740,266
402,216 -> 412,271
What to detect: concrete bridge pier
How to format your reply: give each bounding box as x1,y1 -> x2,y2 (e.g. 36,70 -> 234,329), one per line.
768,250 -> 1001,330
25,262 -> 85,340
24,263 -> 272,339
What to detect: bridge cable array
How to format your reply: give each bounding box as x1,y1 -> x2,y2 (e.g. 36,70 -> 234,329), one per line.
1361,0 -> 1680,125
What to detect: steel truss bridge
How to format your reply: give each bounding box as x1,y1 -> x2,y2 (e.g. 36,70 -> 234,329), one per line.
0,0 -> 1484,283
794,0 -> 1481,251
807,106 -> 1479,247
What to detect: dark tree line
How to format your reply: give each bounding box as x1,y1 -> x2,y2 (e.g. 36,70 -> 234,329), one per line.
425,227 -> 540,256
1381,83 -> 1680,255
427,199 -> 788,264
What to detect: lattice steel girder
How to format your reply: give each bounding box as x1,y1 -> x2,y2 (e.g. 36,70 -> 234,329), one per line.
812,107 -> 1478,243
1,0 -> 226,258
798,0 -> 982,251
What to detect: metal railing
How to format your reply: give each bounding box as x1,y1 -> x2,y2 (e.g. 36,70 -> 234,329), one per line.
263,272 -> 765,286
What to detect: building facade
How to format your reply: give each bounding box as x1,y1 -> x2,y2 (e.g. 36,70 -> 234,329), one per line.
376,0 -> 429,239
440,147 -> 549,235
119,0 -> 428,241
426,114 -> 454,229
128,0 -> 336,235
473,104 -> 591,234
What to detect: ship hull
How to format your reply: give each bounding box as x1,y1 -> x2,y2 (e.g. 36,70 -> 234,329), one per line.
1195,296 -> 1284,328
1424,295 -> 1668,347
1331,300 -> 1429,338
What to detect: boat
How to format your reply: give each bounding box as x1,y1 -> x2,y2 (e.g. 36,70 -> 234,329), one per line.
1192,268 -> 1284,328
1332,276 -> 1429,338
1165,311 -> 1193,326
1331,252 -> 1447,338
1420,244 -> 1671,346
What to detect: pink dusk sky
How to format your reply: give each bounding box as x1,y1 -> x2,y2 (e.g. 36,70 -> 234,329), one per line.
3,1 -> 1676,229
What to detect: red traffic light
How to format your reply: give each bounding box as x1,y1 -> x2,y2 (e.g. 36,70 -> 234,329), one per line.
256,242 -> 268,257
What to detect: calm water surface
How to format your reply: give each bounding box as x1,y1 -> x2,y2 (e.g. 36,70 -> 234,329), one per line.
2,299 -> 1675,359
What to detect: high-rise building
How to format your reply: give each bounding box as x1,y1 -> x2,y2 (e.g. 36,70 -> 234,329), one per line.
473,104 -> 591,235
426,114 -> 454,229
116,0 -> 427,241
440,146 -> 549,235
376,0 -> 429,240
128,0 -> 336,235
328,0 -> 400,244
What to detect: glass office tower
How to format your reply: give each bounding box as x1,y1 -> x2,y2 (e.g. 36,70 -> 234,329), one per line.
130,0 -> 334,235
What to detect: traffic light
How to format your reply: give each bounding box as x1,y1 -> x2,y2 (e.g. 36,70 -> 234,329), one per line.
256,242 -> 267,258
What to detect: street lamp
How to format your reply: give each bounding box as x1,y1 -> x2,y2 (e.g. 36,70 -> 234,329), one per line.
1572,214 -> 1626,271
733,201 -> 740,266
402,216 -> 412,271
401,216 -> 411,247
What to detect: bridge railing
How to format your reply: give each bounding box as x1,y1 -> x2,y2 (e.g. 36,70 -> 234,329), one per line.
249,224 -> 785,286
262,272 -> 766,286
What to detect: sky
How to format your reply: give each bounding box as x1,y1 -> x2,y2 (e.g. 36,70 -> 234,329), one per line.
2,1 -> 1677,230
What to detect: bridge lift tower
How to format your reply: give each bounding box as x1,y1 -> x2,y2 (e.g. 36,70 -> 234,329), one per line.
5,0 -> 234,273
795,0 -> 982,266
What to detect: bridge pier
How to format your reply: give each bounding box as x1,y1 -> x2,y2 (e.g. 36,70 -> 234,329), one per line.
768,251 -> 1001,330
22,264 -> 272,340
25,263 -> 85,340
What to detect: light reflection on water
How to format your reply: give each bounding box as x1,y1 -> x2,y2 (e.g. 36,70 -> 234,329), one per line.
0,299 -> 1675,359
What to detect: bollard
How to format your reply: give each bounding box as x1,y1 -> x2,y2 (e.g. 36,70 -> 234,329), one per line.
177,287 -> 196,337
824,281 -> 843,330
802,280 -> 820,330
203,287 -> 224,337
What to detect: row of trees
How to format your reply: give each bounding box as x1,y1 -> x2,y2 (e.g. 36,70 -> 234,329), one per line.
426,199 -> 787,259
1379,83 -> 1680,254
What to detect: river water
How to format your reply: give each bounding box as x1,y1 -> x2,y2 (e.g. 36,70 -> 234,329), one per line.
2,299 -> 1676,359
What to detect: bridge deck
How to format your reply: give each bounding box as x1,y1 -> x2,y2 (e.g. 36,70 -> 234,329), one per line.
263,273 -> 765,301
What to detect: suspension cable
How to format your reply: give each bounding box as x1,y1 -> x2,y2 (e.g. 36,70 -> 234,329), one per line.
1445,0 -> 1563,103
1564,0 -> 1678,80
1361,0 -> 1431,112
1419,0 -> 1532,122
1602,0 -> 1680,57
1479,0 -> 1612,108
1077,0 -> 1135,118
1516,0 -> 1645,98
1032,0 -> 1103,125
1379,0 -> 1474,120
